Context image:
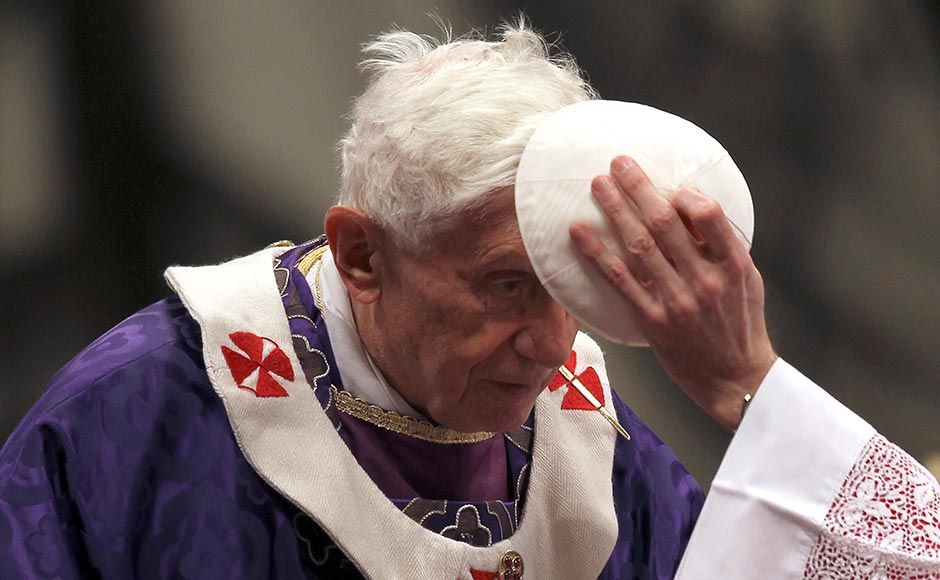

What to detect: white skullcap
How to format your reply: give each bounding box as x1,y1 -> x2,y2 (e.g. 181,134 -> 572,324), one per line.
515,100 -> 754,346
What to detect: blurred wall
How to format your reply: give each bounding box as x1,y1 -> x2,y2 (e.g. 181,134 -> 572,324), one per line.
1,0 -> 938,486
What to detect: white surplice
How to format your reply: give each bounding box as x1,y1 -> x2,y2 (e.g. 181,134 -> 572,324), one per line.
676,359 -> 940,579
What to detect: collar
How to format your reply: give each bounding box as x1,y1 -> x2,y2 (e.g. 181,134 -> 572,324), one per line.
310,249 -> 425,418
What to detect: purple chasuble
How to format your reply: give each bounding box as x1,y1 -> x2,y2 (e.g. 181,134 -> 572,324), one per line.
0,239 -> 704,579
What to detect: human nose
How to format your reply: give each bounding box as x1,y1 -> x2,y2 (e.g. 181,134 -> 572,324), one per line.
512,294 -> 577,369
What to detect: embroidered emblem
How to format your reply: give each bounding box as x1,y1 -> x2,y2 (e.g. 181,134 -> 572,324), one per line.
220,331 -> 294,397
441,505 -> 492,547
549,351 -> 604,410
485,501 -> 515,540
293,513 -> 358,576
401,498 -> 448,526
273,255 -> 291,297
290,334 -> 330,389
469,570 -> 499,580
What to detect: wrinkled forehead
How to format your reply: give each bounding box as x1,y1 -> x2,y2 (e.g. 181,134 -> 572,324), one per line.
413,188 -> 531,268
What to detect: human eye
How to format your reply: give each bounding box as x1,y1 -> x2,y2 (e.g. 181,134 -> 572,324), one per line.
491,278 -> 525,297
486,272 -> 533,300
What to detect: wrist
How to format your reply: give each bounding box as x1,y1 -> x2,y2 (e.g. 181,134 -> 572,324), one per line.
710,353 -> 778,432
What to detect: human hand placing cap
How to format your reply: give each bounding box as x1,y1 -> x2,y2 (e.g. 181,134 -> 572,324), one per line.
515,100 -> 777,431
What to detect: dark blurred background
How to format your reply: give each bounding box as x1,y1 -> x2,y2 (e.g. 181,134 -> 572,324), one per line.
2,0 -> 938,486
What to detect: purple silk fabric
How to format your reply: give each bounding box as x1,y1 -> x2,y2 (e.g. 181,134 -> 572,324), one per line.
336,413 -> 511,501
0,240 -> 703,579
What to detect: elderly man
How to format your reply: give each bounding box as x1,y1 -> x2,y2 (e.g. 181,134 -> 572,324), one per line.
1,22 -> 938,580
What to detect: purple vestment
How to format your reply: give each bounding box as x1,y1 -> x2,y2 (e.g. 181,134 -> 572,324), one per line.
0,239 -> 703,579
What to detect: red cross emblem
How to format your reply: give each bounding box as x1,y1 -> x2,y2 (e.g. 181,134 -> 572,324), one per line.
220,331 -> 294,398
548,351 -> 605,410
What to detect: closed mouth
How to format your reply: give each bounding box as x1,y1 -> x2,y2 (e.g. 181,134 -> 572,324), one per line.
489,379 -> 540,391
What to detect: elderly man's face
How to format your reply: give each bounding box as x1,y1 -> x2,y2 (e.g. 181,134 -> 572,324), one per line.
361,193 -> 579,432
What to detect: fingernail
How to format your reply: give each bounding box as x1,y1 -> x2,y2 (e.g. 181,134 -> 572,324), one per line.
568,224 -> 586,246
611,156 -> 632,174
591,175 -> 613,196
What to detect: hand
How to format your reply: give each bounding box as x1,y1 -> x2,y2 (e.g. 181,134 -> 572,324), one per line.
569,155 -> 778,432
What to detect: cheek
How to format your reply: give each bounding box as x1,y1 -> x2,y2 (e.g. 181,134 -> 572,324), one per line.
418,328 -> 514,416
419,333 -> 481,389
414,294 -> 495,370
388,279 -> 521,414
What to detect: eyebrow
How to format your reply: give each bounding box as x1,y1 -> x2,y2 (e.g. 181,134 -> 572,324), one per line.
473,248 -> 534,273
450,242 -> 533,282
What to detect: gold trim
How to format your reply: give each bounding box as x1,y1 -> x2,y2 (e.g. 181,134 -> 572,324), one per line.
265,239 -> 296,249
313,260 -> 325,312
294,243 -> 329,311
332,387 -> 496,444
296,244 -> 330,276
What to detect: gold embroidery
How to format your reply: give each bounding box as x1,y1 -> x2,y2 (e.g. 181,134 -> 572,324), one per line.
332,387 -> 496,444
313,260 -> 325,312
296,244 -> 330,276
265,239 -> 296,249
294,243 -> 330,310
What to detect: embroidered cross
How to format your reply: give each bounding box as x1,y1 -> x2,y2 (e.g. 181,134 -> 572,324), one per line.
220,331 -> 294,398
549,351 -> 605,410
549,351 -> 631,439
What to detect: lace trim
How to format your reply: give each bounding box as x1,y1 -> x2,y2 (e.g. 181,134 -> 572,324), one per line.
807,534 -> 940,579
804,434 -> 940,578
332,387 -> 496,444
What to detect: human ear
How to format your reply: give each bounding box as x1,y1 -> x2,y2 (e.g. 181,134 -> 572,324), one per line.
323,206 -> 382,304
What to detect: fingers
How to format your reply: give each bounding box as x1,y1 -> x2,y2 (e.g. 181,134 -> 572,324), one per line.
669,187 -> 751,267
577,156 -> 756,321
568,222 -> 658,315
668,187 -> 758,315
608,156 -> 701,273
590,175 -> 679,290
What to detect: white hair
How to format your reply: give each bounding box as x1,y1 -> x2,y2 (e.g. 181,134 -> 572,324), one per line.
339,20 -> 597,251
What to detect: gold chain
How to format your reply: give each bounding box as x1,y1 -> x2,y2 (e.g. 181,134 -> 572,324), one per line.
333,388 -> 496,444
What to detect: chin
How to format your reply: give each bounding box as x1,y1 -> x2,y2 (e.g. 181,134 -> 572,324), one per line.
445,403 -> 535,433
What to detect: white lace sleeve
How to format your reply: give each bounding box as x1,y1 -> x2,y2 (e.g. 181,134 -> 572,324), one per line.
675,359 -> 940,579
804,434 -> 940,579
